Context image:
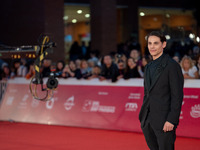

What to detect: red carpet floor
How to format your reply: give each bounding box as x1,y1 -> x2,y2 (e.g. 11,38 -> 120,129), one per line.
0,121 -> 200,150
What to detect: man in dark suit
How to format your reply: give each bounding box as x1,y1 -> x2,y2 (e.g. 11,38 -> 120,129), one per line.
139,31 -> 184,150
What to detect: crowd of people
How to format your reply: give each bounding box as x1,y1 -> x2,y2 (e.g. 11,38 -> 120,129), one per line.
0,40 -> 200,82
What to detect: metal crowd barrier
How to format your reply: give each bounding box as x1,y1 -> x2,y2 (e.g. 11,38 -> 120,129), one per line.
0,80 -> 7,103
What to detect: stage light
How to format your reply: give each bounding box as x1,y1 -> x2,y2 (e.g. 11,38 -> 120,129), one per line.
72,19 -> 77,23
196,36 -> 200,43
166,35 -> 170,40
77,10 -> 82,14
85,14 -> 90,18
166,14 -> 170,18
189,33 -> 195,39
140,12 -> 145,16
63,16 -> 68,20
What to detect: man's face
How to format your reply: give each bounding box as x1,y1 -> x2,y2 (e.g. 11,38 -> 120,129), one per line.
147,36 -> 166,60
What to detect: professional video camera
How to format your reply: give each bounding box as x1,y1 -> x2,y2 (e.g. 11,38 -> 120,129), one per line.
0,35 -> 58,101
46,72 -> 59,89
29,35 -> 58,101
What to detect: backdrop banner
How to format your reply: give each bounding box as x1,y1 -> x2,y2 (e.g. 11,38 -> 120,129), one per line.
0,78 -> 200,138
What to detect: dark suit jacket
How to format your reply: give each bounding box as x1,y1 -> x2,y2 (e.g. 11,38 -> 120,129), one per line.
139,53 -> 184,130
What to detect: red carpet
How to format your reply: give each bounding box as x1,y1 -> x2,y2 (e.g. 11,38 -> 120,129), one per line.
0,121 -> 200,150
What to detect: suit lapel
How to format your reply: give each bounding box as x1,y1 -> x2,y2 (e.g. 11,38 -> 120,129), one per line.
149,64 -> 164,92
148,54 -> 169,92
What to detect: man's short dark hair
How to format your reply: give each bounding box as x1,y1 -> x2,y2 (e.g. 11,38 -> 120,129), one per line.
146,31 -> 166,43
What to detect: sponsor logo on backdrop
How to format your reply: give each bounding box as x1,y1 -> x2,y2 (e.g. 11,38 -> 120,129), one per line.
184,95 -> 199,99
128,93 -> 141,100
64,96 -> 75,110
31,99 -> 40,108
98,91 -> 109,95
190,104 -> 200,118
46,97 -> 58,109
18,94 -> 29,109
82,100 -> 92,112
125,102 -> 138,111
6,97 -> 14,105
46,98 -> 55,109
82,100 -> 115,113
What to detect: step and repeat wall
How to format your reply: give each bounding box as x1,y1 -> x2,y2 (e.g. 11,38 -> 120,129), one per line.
0,78 -> 200,138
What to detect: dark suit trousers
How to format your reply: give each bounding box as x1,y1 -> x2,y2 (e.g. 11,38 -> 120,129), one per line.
142,116 -> 176,150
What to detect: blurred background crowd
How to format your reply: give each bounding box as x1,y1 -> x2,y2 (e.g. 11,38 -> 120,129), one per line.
1,0 -> 200,82
1,38 -> 200,82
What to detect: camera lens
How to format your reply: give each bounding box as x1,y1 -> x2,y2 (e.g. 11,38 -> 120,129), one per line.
50,80 -> 55,85
47,77 -> 58,89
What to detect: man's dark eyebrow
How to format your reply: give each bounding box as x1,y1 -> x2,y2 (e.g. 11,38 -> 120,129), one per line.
148,41 -> 159,44
148,41 -> 160,44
